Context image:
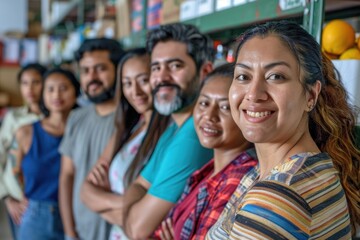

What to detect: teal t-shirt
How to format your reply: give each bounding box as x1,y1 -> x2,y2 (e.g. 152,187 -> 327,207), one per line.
141,116 -> 213,203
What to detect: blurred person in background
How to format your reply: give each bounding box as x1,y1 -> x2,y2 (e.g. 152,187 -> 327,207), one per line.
15,68 -> 80,240
58,38 -> 124,240
0,63 -> 46,240
81,48 -> 170,240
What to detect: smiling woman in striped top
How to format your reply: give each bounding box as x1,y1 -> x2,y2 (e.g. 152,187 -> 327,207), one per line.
206,20 -> 360,240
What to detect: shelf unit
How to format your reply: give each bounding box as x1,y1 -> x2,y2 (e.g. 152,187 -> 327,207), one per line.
120,0 -> 324,49
119,0 -> 360,49
42,0 -> 97,34
184,0 -> 305,33
43,0 -> 82,32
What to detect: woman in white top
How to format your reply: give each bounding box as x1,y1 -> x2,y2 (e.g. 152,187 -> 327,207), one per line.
0,63 -> 46,240
81,48 -> 170,240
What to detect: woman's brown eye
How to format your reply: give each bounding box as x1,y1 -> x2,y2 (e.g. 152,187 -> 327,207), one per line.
236,74 -> 248,81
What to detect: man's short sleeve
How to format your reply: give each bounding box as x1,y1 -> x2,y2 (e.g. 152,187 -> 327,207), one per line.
140,143 -> 159,185
141,123 -> 176,185
58,111 -> 76,158
148,136 -> 212,203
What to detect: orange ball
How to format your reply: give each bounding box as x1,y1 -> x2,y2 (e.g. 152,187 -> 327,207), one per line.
322,19 -> 355,55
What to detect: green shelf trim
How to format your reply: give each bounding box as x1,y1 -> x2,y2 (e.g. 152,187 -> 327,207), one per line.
183,0 -> 305,33
302,0 -> 324,44
120,29 -> 148,49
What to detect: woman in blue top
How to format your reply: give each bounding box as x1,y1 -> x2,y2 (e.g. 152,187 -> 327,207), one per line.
15,68 -> 80,240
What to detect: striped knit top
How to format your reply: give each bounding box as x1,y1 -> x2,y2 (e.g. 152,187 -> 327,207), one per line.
206,152 -> 351,240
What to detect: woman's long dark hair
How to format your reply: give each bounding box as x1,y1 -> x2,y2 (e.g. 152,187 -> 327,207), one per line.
111,48 -> 171,187
235,20 -> 360,234
111,48 -> 145,156
124,111 -> 171,187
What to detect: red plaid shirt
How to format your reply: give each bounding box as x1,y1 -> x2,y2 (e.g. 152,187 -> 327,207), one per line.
153,148 -> 257,240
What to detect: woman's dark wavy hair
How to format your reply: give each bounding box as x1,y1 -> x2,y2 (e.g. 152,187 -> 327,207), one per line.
112,48 -> 171,187
17,63 -> 47,83
199,62 -> 235,91
235,20 -> 360,234
40,68 -> 81,116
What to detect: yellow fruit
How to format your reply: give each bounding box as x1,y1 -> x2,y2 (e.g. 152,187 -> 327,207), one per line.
358,37 -> 360,50
339,47 -> 360,60
323,50 -> 339,60
322,19 -> 355,55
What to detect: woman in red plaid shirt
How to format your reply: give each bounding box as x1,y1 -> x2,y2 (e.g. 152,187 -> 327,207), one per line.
154,63 -> 258,240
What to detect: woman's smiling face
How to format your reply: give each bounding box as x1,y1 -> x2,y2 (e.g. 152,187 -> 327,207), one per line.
229,35 -> 311,144
194,75 -> 245,150
121,55 -> 152,114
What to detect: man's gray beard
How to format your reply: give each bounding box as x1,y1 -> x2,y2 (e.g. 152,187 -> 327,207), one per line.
154,94 -> 183,116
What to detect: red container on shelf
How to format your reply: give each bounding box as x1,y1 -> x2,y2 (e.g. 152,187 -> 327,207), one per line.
147,0 -> 162,29
131,0 -> 145,33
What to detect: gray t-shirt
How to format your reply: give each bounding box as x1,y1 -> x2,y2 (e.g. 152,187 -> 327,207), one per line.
59,105 -> 115,240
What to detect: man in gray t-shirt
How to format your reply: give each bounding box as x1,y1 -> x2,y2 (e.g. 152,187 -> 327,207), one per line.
58,38 -> 124,240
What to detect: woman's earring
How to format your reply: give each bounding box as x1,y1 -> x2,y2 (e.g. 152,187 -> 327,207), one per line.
307,101 -> 315,111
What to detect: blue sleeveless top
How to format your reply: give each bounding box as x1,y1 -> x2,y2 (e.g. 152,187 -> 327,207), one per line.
21,121 -> 63,202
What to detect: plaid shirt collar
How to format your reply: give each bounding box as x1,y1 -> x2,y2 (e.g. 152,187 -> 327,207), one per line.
180,148 -> 257,239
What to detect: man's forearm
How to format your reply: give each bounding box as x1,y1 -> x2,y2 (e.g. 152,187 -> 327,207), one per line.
123,182 -> 148,237
81,180 -> 124,213
100,208 -> 124,225
123,182 -> 148,216
59,175 -> 77,237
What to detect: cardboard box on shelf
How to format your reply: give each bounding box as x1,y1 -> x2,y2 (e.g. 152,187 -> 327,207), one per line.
161,0 -> 182,24
180,0 -> 197,21
0,66 -> 22,107
197,0 -> 214,16
116,0 -> 131,38
147,0 -> 162,29
216,0 -> 232,11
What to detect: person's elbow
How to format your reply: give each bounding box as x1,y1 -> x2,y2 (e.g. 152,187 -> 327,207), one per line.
126,228 -> 151,240
125,220 -> 153,240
